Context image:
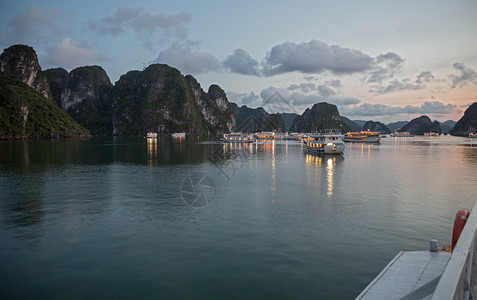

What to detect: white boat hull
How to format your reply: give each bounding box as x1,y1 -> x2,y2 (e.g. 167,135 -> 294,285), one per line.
343,136 -> 380,143
220,139 -> 253,143
304,143 -> 344,155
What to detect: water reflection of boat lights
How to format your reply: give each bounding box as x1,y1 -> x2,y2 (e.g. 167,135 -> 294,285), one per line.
305,154 -> 338,197
349,142 -> 372,160
147,138 -> 158,166
271,152 -> 276,193
326,157 -> 335,197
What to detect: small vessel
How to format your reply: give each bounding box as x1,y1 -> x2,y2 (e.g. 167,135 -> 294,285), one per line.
221,132 -> 254,143
390,131 -> 414,137
146,132 -> 158,139
303,129 -> 344,155
255,132 -> 286,140
424,132 -> 440,136
470,132 -> 476,138
343,131 -> 380,143
171,132 -> 186,138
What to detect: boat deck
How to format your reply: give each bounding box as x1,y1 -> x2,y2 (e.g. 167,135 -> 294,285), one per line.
356,250 -> 451,300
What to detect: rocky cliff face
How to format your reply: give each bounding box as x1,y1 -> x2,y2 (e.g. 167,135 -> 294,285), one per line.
44,66 -> 113,135
451,102 -> 477,136
363,121 -> 391,134
400,115 -> 441,135
0,45 -> 53,101
342,116 -> 362,132
290,102 -> 349,132
0,75 -> 89,139
230,103 -> 286,132
185,75 -> 236,134
112,64 -> 213,135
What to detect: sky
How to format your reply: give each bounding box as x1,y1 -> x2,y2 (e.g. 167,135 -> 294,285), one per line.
1,0 -> 476,123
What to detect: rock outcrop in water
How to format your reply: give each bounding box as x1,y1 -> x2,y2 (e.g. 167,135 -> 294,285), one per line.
341,117 -> 362,132
185,75 -> 236,135
362,121 -> 391,134
44,66 -> 113,135
112,64 -> 236,136
0,75 -> 89,139
451,102 -> 477,136
400,115 -> 441,135
230,103 -> 286,132
0,45 -> 54,101
290,102 -> 350,132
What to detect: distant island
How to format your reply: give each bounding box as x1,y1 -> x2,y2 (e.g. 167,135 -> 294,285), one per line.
1,44 -> 476,139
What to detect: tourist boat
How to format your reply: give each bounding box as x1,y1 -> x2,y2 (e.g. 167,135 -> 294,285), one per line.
255,132 -> 287,140
424,132 -> 440,136
146,132 -> 158,139
221,132 -> 254,143
390,131 -> 414,137
171,132 -> 185,138
286,132 -> 306,140
303,129 -> 344,155
343,131 -> 380,143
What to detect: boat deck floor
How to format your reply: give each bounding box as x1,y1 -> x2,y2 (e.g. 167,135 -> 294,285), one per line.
356,250 -> 451,300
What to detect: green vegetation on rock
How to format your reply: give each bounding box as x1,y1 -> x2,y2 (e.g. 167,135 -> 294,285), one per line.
0,75 -> 89,139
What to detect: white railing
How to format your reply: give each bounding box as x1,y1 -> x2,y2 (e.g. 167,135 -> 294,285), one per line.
432,200 -> 477,300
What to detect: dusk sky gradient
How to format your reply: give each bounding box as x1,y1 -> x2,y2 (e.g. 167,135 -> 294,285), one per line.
1,0 -> 476,122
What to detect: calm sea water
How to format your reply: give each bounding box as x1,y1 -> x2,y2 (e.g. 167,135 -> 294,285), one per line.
1,135 -> 476,299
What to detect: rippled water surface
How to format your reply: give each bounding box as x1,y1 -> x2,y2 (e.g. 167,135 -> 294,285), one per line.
1,136 -> 476,299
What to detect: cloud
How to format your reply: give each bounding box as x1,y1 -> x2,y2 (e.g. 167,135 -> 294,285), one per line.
6,6 -> 64,43
416,71 -> 434,84
263,40 -> 374,76
85,8 -> 191,40
340,101 -> 455,117
227,91 -> 260,105
331,98 -> 361,106
317,84 -> 336,97
449,63 -> 477,88
369,71 -> 435,94
155,46 -> 219,74
260,85 -> 359,109
85,7 -> 143,36
41,38 -> 107,69
223,49 -> 260,76
366,52 -> 404,83
370,78 -> 420,93
326,79 -> 342,88
288,83 -> 316,93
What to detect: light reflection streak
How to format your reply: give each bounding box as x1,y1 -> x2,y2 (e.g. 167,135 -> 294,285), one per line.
147,138 -> 158,166
305,154 -> 341,198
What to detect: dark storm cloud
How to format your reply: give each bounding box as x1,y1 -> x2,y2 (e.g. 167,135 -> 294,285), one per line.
262,40 -> 375,76
449,63 -> 477,88
223,49 -> 260,76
